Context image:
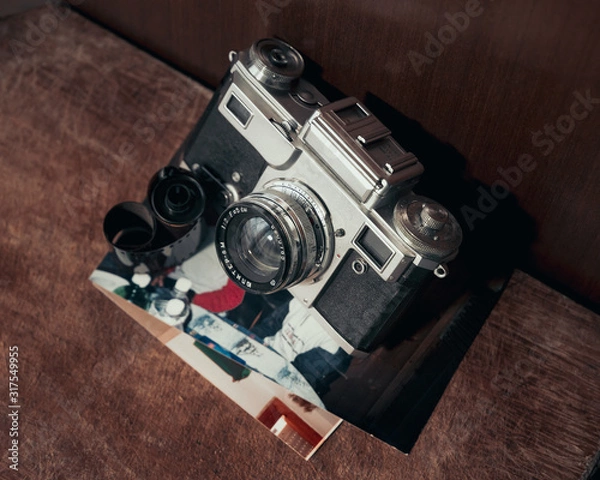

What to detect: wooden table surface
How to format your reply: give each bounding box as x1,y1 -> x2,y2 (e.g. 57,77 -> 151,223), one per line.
0,9 -> 599,480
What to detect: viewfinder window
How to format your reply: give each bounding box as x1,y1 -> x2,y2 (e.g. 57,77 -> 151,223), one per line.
226,94 -> 252,127
356,227 -> 392,269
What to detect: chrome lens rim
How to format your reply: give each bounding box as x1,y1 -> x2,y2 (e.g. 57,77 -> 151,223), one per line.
215,181 -> 331,294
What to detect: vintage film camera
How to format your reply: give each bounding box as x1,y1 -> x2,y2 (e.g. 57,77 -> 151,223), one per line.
104,38 -> 462,355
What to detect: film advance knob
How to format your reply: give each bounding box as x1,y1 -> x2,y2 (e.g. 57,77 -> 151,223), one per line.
393,195 -> 462,261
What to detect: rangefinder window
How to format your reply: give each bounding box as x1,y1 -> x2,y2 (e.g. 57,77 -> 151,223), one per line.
355,227 -> 393,270
226,94 -> 252,127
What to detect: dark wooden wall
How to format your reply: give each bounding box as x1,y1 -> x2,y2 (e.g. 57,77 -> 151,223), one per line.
75,0 -> 600,305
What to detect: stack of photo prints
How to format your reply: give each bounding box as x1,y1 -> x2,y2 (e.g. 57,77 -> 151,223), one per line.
91,167 -> 497,460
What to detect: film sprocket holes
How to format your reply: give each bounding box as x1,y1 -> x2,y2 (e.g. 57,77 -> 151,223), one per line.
104,38 -> 462,355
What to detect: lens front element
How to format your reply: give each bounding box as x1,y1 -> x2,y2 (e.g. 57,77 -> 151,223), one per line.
235,216 -> 282,282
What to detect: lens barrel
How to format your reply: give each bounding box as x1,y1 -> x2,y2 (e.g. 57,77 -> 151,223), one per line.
215,181 -> 331,294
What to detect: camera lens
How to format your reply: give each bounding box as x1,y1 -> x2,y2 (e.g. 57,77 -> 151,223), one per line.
216,181 -> 331,293
247,39 -> 304,90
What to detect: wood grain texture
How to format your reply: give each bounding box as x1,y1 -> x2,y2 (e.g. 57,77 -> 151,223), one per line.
75,0 -> 600,305
0,9 -> 599,479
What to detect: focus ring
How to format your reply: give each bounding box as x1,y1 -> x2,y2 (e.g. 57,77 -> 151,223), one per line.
264,180 -> 332,275
253,190 -> 318,281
